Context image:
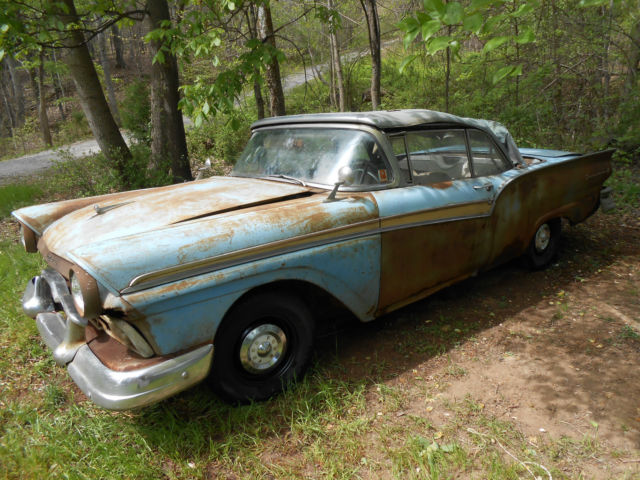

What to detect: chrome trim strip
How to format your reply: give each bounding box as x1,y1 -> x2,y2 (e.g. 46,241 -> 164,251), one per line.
123,202 -> 491,294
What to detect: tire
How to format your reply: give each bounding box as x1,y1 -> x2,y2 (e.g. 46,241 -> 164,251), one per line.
526,218 -> 561,270
209,292 -> 315,403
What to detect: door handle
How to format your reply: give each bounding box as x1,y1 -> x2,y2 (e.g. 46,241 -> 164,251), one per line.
473,183 -> 493,192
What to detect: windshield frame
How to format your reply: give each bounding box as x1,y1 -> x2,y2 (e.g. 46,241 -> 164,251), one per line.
230,123 -> 401,191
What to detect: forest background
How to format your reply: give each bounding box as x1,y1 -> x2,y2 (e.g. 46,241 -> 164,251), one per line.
0,0 -> 638,193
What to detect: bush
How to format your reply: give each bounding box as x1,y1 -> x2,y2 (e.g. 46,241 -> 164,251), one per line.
186,111 -> 252,171
120,80 -> 151,144
50,144 -> 171,198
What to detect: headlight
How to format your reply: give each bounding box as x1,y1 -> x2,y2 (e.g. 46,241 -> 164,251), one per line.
69,268 -> 100,318
70,272 -> 85,316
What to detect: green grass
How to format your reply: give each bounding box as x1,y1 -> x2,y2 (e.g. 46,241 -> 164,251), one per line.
0,183 -> 44,219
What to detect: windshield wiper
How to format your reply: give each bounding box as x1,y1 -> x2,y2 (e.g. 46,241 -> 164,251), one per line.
263,174 -> 307,187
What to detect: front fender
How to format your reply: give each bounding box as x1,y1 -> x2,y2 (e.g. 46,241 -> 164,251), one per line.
119,235 -> 381,355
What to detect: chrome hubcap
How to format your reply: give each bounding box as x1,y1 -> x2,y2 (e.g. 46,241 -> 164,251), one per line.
534,223 -> 551,253
239,323 -> 287,374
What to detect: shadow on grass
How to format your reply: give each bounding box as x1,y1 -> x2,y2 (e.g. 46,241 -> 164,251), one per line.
128,212 -> 640,458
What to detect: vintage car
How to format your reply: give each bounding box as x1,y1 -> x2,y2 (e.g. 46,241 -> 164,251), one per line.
13,110 -> 613,410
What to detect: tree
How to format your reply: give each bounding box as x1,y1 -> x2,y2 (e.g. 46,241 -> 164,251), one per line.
146,0 -> 192,181
258,1 -> 286,116
360,0 -> 381,109
52,0 -> 132,173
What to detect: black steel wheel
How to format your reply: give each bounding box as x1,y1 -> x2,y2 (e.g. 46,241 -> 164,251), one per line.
526,218 -> 561,270
209,292 -> 315,403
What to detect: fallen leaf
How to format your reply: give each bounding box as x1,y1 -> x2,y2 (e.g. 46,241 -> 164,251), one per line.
434,431 -> 443,439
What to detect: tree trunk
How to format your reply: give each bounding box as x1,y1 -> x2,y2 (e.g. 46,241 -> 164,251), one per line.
360,0 -> 381,109
328,0 -> 346,112
37,55 -> 53,146
247,5 -> 265,119
257,2 -> 286,117
0,74 -> 17,134
5,56 -> 25,126
53,0 -> 131,174
50,51 -> 67,121
146,0 -> 192,182
624,18 -> 640,98
111,24 -> 127,69
98,30 -> 121,125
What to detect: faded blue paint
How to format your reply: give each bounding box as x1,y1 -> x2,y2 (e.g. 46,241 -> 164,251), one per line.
63,193 -> 378,295
121,236 -> 381,355
371,177 -> 500,218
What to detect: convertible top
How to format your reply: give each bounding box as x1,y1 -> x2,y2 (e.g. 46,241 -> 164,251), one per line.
252,109 -> 524,166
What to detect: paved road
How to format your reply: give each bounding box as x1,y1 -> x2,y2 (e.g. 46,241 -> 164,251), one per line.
0,138 -> 106,185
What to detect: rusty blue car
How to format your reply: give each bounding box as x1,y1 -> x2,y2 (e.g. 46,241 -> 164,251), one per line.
13,110 -> 613,409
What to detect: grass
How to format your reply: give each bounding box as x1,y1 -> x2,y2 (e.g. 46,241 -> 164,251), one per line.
0,183 -> 44,219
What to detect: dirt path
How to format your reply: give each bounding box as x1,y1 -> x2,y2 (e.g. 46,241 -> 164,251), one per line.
317,210 -> 640,478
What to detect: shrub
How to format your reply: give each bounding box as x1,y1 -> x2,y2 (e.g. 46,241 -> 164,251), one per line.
120,79 -> 151,145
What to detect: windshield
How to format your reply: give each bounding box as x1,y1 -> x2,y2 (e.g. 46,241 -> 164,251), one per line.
232,128 -> 393,187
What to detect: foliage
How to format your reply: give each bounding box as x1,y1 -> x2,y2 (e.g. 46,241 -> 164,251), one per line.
50,144 -> 171,198
398,0 -> 537,83
120,79 -> 151,145
186,111 -> 252,168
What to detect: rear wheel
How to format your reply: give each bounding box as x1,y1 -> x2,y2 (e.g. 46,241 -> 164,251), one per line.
526,219 -> 561,270
209,292 -> 315,403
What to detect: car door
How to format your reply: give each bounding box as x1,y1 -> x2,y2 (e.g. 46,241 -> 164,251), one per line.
372,128 -> 510,314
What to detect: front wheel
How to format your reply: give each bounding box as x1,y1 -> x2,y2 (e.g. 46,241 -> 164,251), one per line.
526,219 -> 561,270
209,292 -> 315,403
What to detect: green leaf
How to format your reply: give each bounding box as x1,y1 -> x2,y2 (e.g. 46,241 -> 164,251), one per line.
398,16 -> 420,33
515,27 -> 535,44
427,35 -> 452,54
470,0 -> 498,11
423,0 -> 446,18
491,65 -> 520,84
202,100 -> 210,116
462,13 -> 483,33
511,3 -> 534,17
579,0 -> 609,6
440,443 -> 456,452
483,36 -> 509,53
399,54 -> 417,73
0,24 -> 9,33
421,19 -> 442,40
443,2 -> 464,25
403,25 -> 420,49
153,49 -> 165,65
0,49 -> 4,62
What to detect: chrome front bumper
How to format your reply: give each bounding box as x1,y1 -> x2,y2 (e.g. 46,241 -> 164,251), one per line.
23,269 -> 213,410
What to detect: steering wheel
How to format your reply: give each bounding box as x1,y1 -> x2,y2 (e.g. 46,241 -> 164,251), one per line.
351,162 -> 380,185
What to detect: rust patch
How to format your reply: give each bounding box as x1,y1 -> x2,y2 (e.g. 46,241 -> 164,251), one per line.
86,323 -> 209,372
430,180 -> 453,189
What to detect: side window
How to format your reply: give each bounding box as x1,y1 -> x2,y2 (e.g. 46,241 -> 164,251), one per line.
389,135 -> 411,183
404,130 -> 471,185
467,130 -> 511,176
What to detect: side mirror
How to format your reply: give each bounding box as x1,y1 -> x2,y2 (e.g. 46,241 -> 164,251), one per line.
325,166 -> 354,202
337,166 -> 354,186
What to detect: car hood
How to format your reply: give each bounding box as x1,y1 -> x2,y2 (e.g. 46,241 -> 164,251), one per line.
41,176 -> 312,256
40,177 -> 380,293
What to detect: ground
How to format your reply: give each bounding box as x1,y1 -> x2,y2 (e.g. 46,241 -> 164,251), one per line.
1,184 -> 639,479
306,207 -> 640,478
